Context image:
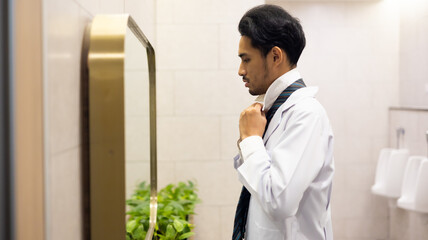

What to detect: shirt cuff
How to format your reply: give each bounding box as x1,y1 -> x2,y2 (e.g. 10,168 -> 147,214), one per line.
233,153 -> 243,169
239,136 -> 265,161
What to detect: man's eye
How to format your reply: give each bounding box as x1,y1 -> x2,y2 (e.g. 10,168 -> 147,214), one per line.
243,59 -> 250,63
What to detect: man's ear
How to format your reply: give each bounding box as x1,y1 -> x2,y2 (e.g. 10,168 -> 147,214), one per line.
271,46 -> 285,66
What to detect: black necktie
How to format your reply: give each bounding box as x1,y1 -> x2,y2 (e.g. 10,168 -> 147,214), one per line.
232,79 -> 306,240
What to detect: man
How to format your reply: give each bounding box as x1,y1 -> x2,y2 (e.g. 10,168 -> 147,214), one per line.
232,4 -> 334,240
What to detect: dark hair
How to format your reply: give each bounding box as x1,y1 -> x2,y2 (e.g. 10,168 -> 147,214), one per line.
238,4 -> 306,65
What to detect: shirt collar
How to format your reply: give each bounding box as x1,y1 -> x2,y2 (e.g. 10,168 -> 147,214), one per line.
255,68 -> 302,112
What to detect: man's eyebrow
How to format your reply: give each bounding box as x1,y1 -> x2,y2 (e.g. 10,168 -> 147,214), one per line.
238,53 -> 248,58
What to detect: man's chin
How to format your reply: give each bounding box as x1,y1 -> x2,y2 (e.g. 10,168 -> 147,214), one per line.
249,91 -> 258,96
249,89 -> 261,96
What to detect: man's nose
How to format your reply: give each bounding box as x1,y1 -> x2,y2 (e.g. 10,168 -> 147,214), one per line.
238,64 -> 246,76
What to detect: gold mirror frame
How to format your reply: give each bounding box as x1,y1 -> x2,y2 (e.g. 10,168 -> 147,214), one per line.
87,14 -> 157,240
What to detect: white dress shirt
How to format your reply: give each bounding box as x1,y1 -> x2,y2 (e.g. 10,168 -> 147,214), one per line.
234,69 -> 335,240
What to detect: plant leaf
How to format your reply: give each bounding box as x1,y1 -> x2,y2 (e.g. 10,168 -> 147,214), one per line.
134,225 -> 145,240
173,219 -> 184,232
178,232 -> 195,239
165,224 -> 176,239
126,219 -> 138,234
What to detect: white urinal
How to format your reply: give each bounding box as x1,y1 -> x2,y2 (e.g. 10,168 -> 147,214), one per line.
414,160 -> 428,212
372,148 -> 393,196
398,157 -> 428,213
371,148 -> 409,198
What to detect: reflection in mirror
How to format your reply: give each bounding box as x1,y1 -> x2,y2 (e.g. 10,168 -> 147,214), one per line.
124,27 -> 151,200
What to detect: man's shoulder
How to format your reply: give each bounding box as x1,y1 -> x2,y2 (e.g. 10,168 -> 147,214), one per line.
279,86 -> 330,121
290,95 -> 325,114
284,96 -> 331,127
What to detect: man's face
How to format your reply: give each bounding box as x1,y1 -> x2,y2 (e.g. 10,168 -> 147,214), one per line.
238,36 -> 272,96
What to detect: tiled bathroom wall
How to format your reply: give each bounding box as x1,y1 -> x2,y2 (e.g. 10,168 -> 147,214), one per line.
399,0 -> 428,109
43,0 -> 155,239
270,1 -> 400,239
154,0 -> 263,239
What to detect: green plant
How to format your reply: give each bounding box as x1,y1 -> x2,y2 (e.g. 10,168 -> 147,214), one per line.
126,181 -> 201,240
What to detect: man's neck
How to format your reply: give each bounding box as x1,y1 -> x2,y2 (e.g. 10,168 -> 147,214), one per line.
266,65 -> 296,92
275,65 -> 296,80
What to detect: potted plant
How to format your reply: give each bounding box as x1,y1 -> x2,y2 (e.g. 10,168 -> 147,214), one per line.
126,181 -> 201,240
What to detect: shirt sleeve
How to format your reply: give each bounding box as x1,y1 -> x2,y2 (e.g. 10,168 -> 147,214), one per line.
236,109 -> 327,221
233,153 -> 243,169
234,136 -> 265,169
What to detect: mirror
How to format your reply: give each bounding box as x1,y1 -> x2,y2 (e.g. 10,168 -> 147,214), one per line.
124,22 -> 150,202
87,14 -> 157,240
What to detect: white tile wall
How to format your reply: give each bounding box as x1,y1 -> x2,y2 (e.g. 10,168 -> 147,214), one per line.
49,148 -> 82,240
173,70 -> 253,116
344,216 -> 388,239
157,162 -> 175,189
399,1 -> 428,108
220,205 -> 238,239
157,115 -> 223,161
156,25 -> 219,70
126,162 -> 150,198
46,0 -> 82,156
156,116 -> 175,161
156,71 -> 175,116
125,115 -> 151,161
98,0 -> 124,14
44,1 -> 85,238
175,161 -> 241,206
161,116 -> 221,161
74,0 -> 99,14
124,36 -> 151,201
220,116 -> 240,160
124,74 -> 150,116
219,24 -> 242,70
215,0 -> 270,24
173,71 -> 223,116
191,205 -> 221,240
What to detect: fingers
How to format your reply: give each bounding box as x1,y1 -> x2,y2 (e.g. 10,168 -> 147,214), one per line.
239,103 -> 267,139
240,103 -> 265,119
251,102 -> 263,111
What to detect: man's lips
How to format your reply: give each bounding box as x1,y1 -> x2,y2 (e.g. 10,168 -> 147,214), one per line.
243,78 -> 249,87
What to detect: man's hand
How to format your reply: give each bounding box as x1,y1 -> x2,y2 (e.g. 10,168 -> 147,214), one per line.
239,103 -> 267,140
